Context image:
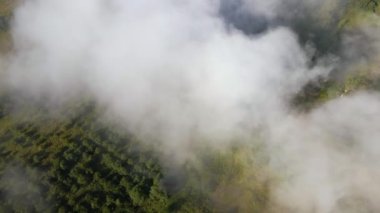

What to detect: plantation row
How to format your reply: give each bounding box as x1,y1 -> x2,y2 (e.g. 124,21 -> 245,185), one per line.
0,97 -> 176,212
0,94 -> 268,212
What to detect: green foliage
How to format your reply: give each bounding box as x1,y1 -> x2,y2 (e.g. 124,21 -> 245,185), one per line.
339,0 -> 380,29
0,1 -> 378,212
0,97 -> 170,212
293,70 -> 380,111
168,144 -> 272,213
0,0 -> 16,52
0,93 -> 278,212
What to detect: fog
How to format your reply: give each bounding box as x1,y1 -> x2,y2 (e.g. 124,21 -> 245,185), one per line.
4,0 -> 380,212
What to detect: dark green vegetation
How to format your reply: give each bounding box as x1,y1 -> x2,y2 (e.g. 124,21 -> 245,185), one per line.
0,0 -> 15,51
292,0 -> 380,110
0,94 -> 271,212
0,1 -> 270,212
0,0 -> 379,212
353,0 -> 379,12
0,97 -> 170,212
293,71 -> 380,110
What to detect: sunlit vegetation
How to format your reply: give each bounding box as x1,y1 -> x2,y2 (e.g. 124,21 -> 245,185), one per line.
339,0 -> 380,28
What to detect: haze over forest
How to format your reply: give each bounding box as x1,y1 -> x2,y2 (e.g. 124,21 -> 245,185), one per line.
1,0 -> 380,212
